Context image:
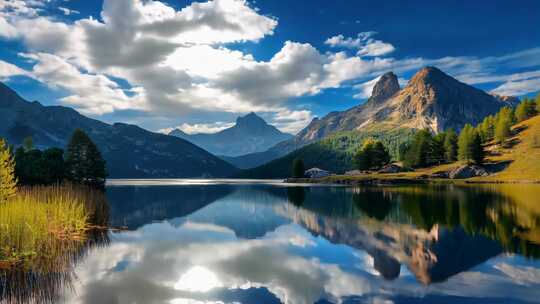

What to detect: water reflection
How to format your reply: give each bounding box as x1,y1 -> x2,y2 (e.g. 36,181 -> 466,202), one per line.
5,182 -> 540,303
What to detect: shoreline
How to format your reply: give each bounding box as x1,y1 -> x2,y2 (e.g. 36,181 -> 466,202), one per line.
284,175 -> 540,186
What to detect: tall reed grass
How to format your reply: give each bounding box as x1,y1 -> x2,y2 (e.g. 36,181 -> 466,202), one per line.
0,184 -> 108,268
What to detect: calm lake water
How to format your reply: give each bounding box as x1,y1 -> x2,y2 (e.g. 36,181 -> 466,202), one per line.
6,180 -> 540,303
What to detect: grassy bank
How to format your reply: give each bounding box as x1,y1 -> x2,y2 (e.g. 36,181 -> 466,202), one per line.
291,115 -> 540,185
0,184 -> 108,269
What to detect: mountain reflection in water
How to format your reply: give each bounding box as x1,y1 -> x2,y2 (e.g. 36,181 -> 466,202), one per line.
3,182 -> 540,304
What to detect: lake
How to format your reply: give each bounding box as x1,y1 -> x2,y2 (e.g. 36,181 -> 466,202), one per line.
5,180 -> 540,303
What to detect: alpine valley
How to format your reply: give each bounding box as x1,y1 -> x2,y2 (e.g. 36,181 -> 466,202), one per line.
0,66 -> 523,178
237,66 -> 520,177
0,82 -> 236,178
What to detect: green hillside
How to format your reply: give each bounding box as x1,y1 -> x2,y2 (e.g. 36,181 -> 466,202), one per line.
238,128 -> 415,178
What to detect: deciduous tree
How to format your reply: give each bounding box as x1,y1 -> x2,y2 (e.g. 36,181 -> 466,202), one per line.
0,138 -> 17,201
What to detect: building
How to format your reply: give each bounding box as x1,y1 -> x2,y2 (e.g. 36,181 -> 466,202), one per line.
305,167 -> 331,178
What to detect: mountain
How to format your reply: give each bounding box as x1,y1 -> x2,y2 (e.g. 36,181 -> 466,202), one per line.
168,112 -> 293,158
295,67 -> 519,145
235,66 -> 520,171
0,82 -> 237,178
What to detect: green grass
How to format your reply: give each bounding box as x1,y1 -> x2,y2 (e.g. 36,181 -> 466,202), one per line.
0,184 -> 108,270
483,115 -> 540,182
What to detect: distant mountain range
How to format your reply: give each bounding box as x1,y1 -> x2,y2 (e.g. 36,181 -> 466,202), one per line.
239,66 -> 520,176
0,82 -> 236,178
169,112 -> 292,159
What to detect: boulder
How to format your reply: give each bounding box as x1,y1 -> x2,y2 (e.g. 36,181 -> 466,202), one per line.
448,165 -> 489,179
378,164 -> 404,174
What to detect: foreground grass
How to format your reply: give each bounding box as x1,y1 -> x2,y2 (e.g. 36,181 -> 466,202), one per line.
0,184 -> 108,269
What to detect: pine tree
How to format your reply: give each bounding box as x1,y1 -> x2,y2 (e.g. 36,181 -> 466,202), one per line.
0,138 -> 17,201
354,139 -> 390,170
478,115 -> 495,142
403,129 -> 434,168
65,129 -> 107,188
443,128 -> 458,162
471,131 -> 485,165
372,141 -> 391,168
515,98 -> 537,122
291,158 -> 305,178
458,124 -> 475,164
494,107 -> 513,145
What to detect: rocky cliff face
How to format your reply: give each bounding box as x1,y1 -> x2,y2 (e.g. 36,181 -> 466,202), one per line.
0,82 -> 237,178
368,71 -> 400,105
282,66 -> 519,150
169,112 -> 292,157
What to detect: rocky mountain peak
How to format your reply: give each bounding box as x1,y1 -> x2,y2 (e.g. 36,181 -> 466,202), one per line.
235,112 -> 267,129
406,66 -> 456,89
368,72 -> 400,104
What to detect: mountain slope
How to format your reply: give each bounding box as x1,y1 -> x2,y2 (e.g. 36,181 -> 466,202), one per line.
169,112 -> 292,157
0,82 -> 237,178
238,128 -> 415,178
295,67 -> 518,145
484,114 -> 540,182
234,67 -> 519,169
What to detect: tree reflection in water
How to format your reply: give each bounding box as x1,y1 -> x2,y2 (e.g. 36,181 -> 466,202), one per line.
281,185 -> 540,284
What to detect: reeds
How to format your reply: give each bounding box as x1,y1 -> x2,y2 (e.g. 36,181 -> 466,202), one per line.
0,184 -> 109,303
0,183 -> 108,268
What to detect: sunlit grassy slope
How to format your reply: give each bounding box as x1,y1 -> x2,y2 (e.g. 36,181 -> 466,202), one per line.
483,115 -> 540,182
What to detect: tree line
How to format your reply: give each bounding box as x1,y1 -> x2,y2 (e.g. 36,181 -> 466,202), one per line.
0,129 -> 107,198
290,94 -> 540,176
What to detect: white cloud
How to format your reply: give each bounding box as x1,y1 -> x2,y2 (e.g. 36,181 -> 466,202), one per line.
0,16 -> 18,38
0,59 -> 29,79
490,76 -> 540,96
1,0 -> 540,135
20,52 -> 146,115
325,32 -> 395,57
162,121 -> 235,135
140,0 -> 278,44
58,6 -> 80,15
272,109 -> 314,134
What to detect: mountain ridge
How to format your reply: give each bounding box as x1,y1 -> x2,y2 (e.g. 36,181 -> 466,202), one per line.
169,112 -> 293,157
236,66 -> 520,172
0,82 -> 237,178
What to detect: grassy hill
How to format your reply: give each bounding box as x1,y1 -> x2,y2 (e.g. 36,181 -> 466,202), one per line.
312,114 -> 540,184
238,128 -> 415,178
482,114 -> 540,182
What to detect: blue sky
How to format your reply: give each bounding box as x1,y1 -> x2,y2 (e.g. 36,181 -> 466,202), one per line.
1,0 -> 539,134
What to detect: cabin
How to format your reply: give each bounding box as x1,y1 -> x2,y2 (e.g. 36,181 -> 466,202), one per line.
305,167 -> 331,178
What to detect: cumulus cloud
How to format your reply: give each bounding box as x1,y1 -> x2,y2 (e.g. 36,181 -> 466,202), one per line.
1,0 -> 539,134
0,59 -> 29,79
161,121 -> 235,135
20,52 -> 146,115
325,32 -> 396,57
272,109 -> 314,134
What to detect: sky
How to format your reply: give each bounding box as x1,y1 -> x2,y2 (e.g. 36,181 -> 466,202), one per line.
0,0 -> 539,135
